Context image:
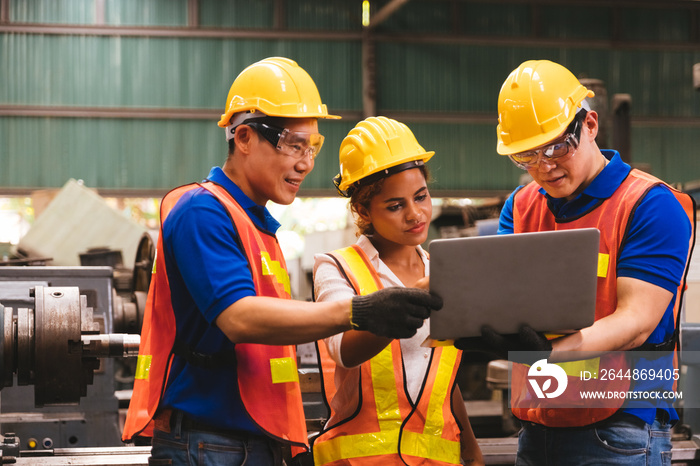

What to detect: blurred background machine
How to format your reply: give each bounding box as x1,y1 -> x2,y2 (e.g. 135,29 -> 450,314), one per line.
0,267 -> 142,450
0,180 -> 154,462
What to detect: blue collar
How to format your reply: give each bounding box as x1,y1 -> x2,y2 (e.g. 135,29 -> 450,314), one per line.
206,167 -> 281,233
541,150 -> 631,217
540,150 -> 630,200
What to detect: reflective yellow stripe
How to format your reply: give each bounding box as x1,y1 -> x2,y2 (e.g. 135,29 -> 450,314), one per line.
424,347 -> 458,435
260,252 -> 291,295
270,357 -> 299,384
315,431 -> 400,463
335,247 -> 379,296
371,347 -> 401,428
401,430 -> 461,464
557,357 -> 600,378
316,429 -> 460,464
135,354 -> 152,380
152,250 -> 157,274
597,253 -> 609,278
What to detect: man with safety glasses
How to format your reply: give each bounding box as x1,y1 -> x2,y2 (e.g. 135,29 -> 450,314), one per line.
462,60 -> 695,465
123,57 -> 443,466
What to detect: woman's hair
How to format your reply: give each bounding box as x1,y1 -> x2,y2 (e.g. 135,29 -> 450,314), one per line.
349,165 -> 430,237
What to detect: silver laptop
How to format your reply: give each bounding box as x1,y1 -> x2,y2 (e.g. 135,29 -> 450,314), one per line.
429,228 -> 599,340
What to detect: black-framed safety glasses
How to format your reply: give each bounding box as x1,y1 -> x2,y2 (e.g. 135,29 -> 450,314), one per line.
245,121 -> 324,160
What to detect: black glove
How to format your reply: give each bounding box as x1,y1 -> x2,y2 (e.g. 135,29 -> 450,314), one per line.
351,287 -> 443,339
455,325 -> 552,365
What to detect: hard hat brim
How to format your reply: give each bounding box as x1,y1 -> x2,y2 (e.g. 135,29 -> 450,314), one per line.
336,151 -> 434,192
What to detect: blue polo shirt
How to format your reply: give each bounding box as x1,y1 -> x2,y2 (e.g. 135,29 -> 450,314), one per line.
499,150 -> 692,424
159,166 -> 281,434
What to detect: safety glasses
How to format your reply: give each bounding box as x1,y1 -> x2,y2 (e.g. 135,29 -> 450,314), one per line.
246,121 -> 324,160
508,110 -> 586,170
508,133 -> 580,170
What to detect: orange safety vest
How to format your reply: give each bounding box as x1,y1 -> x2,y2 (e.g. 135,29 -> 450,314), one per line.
122,181 -> 308,453
510,169 -> 695,427
312,244 -> 463,465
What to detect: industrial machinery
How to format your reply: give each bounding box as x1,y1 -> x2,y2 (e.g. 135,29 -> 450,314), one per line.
0,266 -> 142,456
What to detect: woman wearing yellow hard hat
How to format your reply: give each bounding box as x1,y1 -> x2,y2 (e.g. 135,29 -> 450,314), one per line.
312,116 -> 484,465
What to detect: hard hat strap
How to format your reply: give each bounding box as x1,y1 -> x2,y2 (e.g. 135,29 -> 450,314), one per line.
225,112 -> 269,141
338,160 -> 425,198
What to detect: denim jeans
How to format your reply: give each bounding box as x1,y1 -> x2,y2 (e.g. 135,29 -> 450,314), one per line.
516,412 -> 672,466
149,411 -> 283,466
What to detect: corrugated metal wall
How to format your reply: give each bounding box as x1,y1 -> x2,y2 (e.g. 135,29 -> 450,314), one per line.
1,0 -> 699,196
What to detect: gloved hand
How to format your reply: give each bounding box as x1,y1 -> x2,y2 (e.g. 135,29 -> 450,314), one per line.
455,325 -> 552,365
350,287 -> 443,339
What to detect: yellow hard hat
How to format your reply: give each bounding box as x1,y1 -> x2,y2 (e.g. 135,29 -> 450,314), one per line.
333,116 -> 434,197
496,60 -> 594,155
218,57 -> 340,128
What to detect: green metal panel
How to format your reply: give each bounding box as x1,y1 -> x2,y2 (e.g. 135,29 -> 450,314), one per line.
381,0 -> 453,33
540,5 -> 610,40
376,43 -> 565,113
632,126 -> 700,186
276,41 -> 363,113
0,117 -> 356,192
10,0 -> 96,24
2,0 -> 700,194
410,122 -> 521,192
1,34 -> 226,107
104,0 -> 188,27
460,2 -> 531,37
0,117 -> 222,189
199,0 -> 274,29
612,50 -> 700,117
201,0 -> 361,30
622,7 -> 691,43
0,34 -> 361,111
376,42 -> 700,118
287,0 -> 360,31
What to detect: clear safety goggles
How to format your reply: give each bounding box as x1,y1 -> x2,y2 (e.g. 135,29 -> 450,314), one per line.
508,109 -> 586,170
246,121 -> 324,160
508,133 -> 579,170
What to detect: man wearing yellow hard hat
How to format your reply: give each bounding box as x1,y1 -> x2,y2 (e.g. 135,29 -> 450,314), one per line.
122,58 -> 443,465
466,60 -> 695,464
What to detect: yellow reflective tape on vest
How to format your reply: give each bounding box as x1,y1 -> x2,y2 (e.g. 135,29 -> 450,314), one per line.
260,252 -> 291,295
403,345 -> 461,464
401,430 -> 461,464
556,357 -> 600,379
597,253 -> 609,278
314,430 -> 400,462
525,358 -> 601,379
335,247 -> 378,296
135,354 -> 152,380
270,357 -> 299,384
424,347 -> 458,435
371,347 -> 402,428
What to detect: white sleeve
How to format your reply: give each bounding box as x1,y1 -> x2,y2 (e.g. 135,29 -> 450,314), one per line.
313,253 -> 357,368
